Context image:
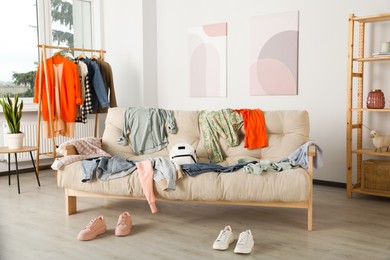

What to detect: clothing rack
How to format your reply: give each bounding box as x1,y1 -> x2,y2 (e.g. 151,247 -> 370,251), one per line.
36,44 -> 107,171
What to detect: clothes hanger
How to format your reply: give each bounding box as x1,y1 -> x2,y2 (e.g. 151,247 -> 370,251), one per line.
78,53 -> 86,59
77,50 -> 86,59
52,51 -> 64,63
91,51 -> 99,60
53,51 -> 63,58
64,47 -> 75,60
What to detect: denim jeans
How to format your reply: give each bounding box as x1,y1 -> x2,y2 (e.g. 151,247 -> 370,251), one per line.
82,156 -> 137,182
181,161 -> 257,176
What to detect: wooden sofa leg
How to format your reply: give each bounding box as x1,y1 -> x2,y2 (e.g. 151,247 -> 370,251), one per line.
65,189 -> 77,215
308,196 -> 313,231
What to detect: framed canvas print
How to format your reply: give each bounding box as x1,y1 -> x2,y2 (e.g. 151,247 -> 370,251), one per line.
250,11 -> 299,95
188,22 -> 227,97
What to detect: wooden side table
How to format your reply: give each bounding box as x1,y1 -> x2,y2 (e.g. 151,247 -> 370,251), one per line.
0,146 -> 41,194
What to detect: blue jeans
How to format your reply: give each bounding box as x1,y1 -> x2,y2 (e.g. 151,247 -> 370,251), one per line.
181,161 -> 257,176
82,156 -> 137,182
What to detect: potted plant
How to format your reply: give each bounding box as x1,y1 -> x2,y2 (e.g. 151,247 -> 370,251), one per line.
0,94 -> 24,149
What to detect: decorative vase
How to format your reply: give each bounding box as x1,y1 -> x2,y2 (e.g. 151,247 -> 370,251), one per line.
367,89 -> 385,109
7,133 -> 25,150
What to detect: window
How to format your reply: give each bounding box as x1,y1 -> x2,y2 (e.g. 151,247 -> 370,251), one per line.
0,0 -> 98,100
50,0 -> 93,51
0,0 -> 38,98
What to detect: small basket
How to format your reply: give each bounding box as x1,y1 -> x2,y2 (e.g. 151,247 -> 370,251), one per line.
362,159 -> 390,193
366,89 -> 385,109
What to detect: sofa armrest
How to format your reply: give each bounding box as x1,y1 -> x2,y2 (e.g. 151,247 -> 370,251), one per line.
307,144 -> 316,231
63,145 -> 78,156
307,144 -> 316,174
308,144 -> 316,157
61,138 -> 103,156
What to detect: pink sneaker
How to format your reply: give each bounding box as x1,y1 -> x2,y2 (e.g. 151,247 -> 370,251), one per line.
115,212 -> 132,236
77,216 -> 107,241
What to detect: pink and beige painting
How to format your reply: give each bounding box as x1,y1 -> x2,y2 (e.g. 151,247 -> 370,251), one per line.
188,22 -> 227,97
250,11 -> 299,95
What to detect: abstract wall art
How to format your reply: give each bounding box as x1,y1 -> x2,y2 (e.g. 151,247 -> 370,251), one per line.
250,11 -> 299,95
188,22 -> 227,97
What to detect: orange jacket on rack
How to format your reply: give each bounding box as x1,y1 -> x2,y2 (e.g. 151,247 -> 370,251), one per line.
34,55 -> 83,122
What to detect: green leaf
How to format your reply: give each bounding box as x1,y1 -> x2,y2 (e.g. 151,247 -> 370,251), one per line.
0,94 -> 23,133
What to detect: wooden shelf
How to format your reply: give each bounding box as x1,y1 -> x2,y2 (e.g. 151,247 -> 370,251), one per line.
346,13 -> 390,199
351,187 -> 390,198
351,108 -> 390,112
352,13 -> 390,23
353,149 -> 390,157
354,56 -> 390,62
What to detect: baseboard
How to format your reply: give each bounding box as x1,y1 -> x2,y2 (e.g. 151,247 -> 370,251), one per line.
313,179 -> 346,188
0,164 -> 52,177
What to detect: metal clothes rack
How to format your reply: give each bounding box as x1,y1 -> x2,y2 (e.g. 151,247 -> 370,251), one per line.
35,44 -> 106,172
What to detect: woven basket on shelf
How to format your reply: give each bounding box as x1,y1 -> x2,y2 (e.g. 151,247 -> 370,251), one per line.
362,159 -> 390,192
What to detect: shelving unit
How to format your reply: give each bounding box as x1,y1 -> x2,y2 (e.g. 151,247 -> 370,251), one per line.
346,13 -> 390,198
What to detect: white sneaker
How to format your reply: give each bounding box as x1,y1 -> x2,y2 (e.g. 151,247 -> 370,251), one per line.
234,230 -> 254,254
212,225 -> 235,250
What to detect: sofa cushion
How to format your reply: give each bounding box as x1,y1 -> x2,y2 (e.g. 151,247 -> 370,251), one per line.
261,110 -> 310,161
57,161 -> 309,202
101,107 -> 134,158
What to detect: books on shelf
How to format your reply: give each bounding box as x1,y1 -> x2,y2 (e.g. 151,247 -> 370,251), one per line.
373,52 -> 390,57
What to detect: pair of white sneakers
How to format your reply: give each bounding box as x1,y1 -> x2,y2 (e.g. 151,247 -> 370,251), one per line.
212,225 -> 254,254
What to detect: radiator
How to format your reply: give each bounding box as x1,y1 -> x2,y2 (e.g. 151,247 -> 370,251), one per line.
2,120 -> 96,162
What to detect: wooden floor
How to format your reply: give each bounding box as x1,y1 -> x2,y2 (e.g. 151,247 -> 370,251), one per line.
1,170 -> 390,260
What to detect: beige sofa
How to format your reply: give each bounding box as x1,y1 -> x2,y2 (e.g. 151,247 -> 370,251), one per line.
57,107 -> 316,230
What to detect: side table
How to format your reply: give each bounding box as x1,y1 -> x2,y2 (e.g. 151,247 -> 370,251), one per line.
0,146 -> 40,194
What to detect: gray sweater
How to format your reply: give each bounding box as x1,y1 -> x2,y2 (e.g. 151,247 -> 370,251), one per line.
118,107 -> 177,154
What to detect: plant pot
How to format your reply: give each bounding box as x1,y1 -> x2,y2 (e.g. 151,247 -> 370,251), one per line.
6,133 -> 25,150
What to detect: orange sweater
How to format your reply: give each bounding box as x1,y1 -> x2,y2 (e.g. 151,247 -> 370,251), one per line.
34,56 -> 83,122
234,109 -> 268,149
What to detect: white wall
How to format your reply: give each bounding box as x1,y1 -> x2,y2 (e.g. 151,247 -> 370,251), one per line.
101,0 -> 144,108
103,0 -> 390,183
142,0 -> 158,107
152,0 -> 390,183
102,0 -> 159,107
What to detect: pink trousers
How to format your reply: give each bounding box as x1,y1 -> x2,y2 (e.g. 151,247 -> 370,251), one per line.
136,160 -> 158,213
